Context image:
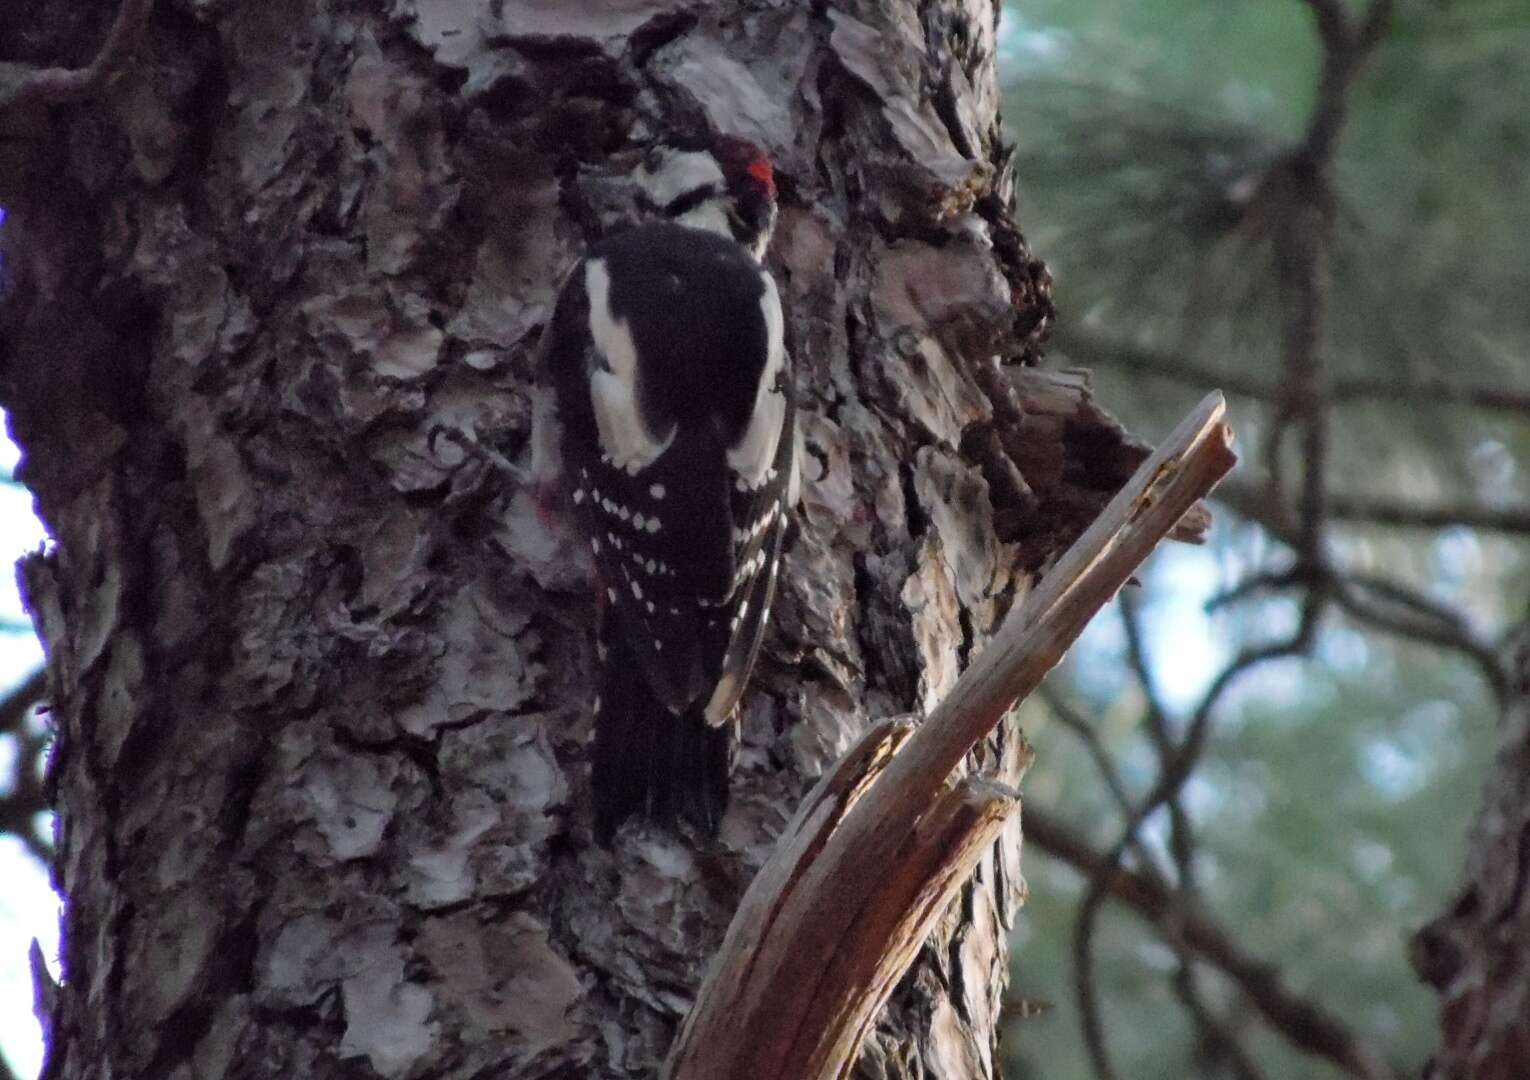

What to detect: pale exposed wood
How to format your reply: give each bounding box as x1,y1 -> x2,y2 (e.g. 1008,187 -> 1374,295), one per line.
797,777 -> 1018,1079
668,392 -> 1237,1079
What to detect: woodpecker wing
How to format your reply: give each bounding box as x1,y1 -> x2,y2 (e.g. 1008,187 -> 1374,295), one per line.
580,424 -> 734,712
702,372 -> 795,726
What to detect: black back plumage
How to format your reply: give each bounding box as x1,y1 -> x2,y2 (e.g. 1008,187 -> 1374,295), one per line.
541,221 -> 794,836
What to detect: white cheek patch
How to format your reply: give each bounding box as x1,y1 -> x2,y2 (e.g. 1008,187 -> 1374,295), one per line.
727,272 -> 787,485
639,150 -> 725,209
586,259 -> 676,473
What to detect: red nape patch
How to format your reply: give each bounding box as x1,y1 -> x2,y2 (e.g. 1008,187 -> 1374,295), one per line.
746,155 -> 775,194
715,135 -> 776,197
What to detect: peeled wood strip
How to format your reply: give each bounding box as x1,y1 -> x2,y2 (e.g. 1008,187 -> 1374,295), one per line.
794,778 -> 1017,1079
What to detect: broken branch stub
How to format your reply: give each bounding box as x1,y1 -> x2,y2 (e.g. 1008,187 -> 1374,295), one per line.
668,392 -> 1237,1080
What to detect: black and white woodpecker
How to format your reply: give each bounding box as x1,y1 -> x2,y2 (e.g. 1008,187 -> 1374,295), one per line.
534,134 -> 797,838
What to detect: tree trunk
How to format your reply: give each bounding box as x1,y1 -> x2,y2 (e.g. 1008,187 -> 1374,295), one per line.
1,2 -> 1144,1076
1414,619 -> 1530,1080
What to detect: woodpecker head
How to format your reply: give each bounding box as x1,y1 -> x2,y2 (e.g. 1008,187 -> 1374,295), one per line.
636,135 -> 778,261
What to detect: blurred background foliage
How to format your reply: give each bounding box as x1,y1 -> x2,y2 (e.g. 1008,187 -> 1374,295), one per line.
999,0 -> 1529,1077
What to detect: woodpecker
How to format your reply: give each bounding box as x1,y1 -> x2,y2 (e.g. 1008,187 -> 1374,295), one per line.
536,134 -> 796,838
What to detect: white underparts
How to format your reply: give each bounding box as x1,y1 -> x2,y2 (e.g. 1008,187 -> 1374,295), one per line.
585,259 -> 676,473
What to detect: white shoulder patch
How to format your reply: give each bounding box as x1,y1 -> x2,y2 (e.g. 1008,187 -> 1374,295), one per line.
726,271 -> 788,485
585,259 -> 675,473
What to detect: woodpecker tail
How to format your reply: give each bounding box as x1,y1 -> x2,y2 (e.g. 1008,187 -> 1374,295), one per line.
592,627 -> 732,842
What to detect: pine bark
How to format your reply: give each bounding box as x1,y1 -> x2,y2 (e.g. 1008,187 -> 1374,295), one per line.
1414,623 -> 1530,1080
2,2 -> 1143,1077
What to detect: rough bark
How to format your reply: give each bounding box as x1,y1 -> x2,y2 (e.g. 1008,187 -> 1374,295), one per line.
1414,620 -> 1530,1080
3,2 -> 1148,1077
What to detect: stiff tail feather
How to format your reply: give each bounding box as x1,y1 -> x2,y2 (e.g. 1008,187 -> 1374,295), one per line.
592,627 -> 732,841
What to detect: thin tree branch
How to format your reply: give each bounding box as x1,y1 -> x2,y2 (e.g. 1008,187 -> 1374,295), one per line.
1204,569 -> 1297,614
1326,492 -> 1530,536
1059,326 -> 1530,418
0,668 -> 51,865
1119,591 -> 1172,754
1332,576 -> 1507,699
1175,962 -> 1269,1080
1074,893 -> 1116,1080
1038,685 -> 1136,822
1,669 -> 45,736
1118,593 -> 1255,1078
0,0 -> 154,114
1216,479 -> 1530,538
1302,0 -> 1353,53
0,789 -> 51,865
1212,470 -> 1510,692
1204,545 -> 1508,702
1064,7 -> 1398,1075
1300,0 -> 1395,163
1267,160 -> 1334,636
668,394 -> 1236,1079
1038,683 -> 1174,888
1354,0 -> 1398,55
1074,631 -> 1312,1080
1028,808 -> 1403,1080
1119,589 -> 1205,918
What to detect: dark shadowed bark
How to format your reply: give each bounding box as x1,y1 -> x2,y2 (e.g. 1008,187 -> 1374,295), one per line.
1414,618 -> 1530,1080
2,2 -> 1154,1076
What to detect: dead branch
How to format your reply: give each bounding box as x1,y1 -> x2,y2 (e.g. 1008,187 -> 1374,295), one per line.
0,0 -> 154,115
667,393 -> 1236,1079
